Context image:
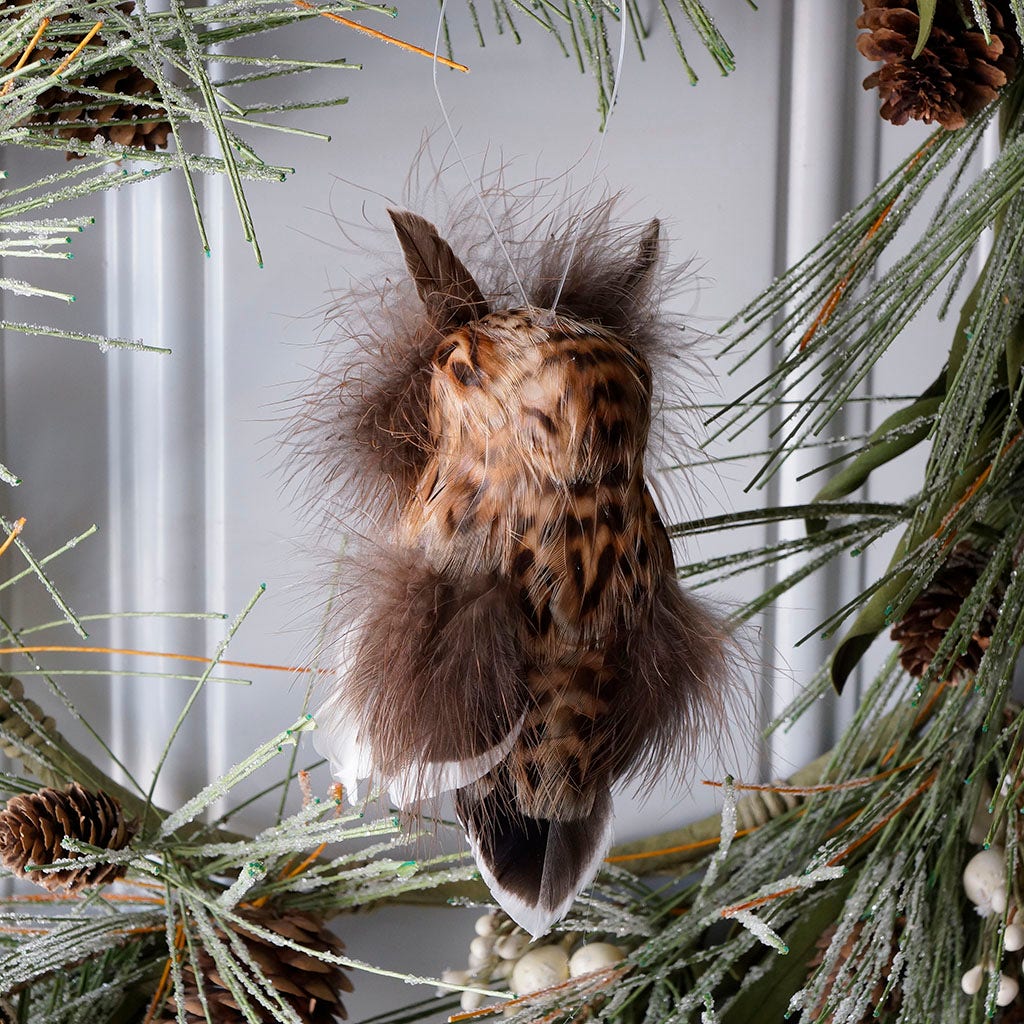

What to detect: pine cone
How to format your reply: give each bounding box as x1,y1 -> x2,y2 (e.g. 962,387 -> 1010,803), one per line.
0,782 -> 137,892
890,542 -> 1000,680
807,920 -> 902,1022
856,0 -> 1020,129
155,909 -> 353,1024
1,1 -> 170,155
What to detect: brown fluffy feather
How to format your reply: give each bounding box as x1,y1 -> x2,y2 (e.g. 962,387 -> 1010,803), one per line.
293,182 -> 731,936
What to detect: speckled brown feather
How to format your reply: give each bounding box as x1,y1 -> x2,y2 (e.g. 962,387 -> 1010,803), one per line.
306,200 -> 729,936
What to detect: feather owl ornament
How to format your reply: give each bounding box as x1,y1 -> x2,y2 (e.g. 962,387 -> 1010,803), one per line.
296,190 -> 731,937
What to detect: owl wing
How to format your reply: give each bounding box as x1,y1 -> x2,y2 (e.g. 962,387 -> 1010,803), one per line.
316,544 -> 529,809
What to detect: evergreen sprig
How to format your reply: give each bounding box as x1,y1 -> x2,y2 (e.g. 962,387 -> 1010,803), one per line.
0,516 -> 487,1021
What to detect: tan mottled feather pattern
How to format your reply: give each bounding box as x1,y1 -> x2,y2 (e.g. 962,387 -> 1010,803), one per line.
301,198 -> 731,937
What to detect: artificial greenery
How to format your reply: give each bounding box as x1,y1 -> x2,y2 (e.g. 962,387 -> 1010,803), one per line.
7,1 -> 1024,1023
0,0 -> 746,357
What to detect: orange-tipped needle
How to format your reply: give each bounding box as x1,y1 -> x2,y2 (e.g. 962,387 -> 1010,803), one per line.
51,20 -> 103,77
1,17 -> 49,95
293,1 -> 469,72
799,137 -> 937,352
933,430 -> 1024,543
0,517 -> 25,559
0,644 -> 317,675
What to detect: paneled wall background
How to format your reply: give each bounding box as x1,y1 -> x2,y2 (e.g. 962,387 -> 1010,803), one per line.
0,2 -> 953,1017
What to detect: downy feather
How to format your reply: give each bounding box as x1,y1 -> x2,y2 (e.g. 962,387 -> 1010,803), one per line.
290,176 -> 733,934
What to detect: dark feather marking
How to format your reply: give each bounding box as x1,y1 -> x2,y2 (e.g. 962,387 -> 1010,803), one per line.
637,537 -> 650,568
580,583 -> 603,617
525,407 -> 557,434
601,464 -> 628,487
538,603 -> 553,636
452,360 -> 484,387
513,548 -> 535,576
570,549 -> 585,593
599,503 -> 624,532
564,515 -> 593,540
599,420 -> 626,447
593,378 -> 625,404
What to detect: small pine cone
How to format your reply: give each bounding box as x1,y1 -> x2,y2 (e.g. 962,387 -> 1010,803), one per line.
0,782 -> 137,893
156,909 -> 353,1024
1,1 -> 170,156
890,542 -> 1000,680
807,920 -> 902,1022
856,0 -> 1021,130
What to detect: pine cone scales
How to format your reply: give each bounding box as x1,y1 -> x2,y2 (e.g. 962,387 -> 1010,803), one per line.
157,910 -> 352,1024
1,1 -> 170,154
890,542 -> 999,680
0,782 -> 136,893
857,0 -> 1020,129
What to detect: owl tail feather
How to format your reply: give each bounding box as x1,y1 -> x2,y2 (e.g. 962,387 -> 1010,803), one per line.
456,779 -> 613,938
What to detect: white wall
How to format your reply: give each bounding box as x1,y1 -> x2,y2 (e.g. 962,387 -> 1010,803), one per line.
0,2 -> 947,1017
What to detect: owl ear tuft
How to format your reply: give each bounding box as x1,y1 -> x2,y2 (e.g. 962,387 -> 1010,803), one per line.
618,218 -> 661,299
388,209 -> 490,331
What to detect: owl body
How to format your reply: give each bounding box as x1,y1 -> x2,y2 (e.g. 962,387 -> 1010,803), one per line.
306,206 -> 729,936
407,309 -> 669,827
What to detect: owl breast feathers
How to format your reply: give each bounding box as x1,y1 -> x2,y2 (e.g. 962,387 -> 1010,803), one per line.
306,204 -> 730,936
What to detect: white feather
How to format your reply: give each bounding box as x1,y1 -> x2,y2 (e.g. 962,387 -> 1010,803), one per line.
312,619 -> 372,806
388,712 -> 527,810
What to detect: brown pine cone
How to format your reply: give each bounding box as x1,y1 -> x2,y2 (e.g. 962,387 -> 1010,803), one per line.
890,542 -> 1000,680
1,1 -> 170,155
0,781 -> 137,893
856,0 -> 1020,129
155,909 -> 353,1024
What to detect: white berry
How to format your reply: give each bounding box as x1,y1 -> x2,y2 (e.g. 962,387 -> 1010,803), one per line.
493,959 -> 514,980
963,848 -> 1008,916
998,973 -> 1020,1007
474,914 -> 497,937
511,945 -> 570,995
460,990 -> 485,1012
438,968 -> 470,996
568,943 -> 624,978
495,932 -> 530,960
961,964 -> 985,995
1006,923 -> 1024,952
470,935 -> 495,960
